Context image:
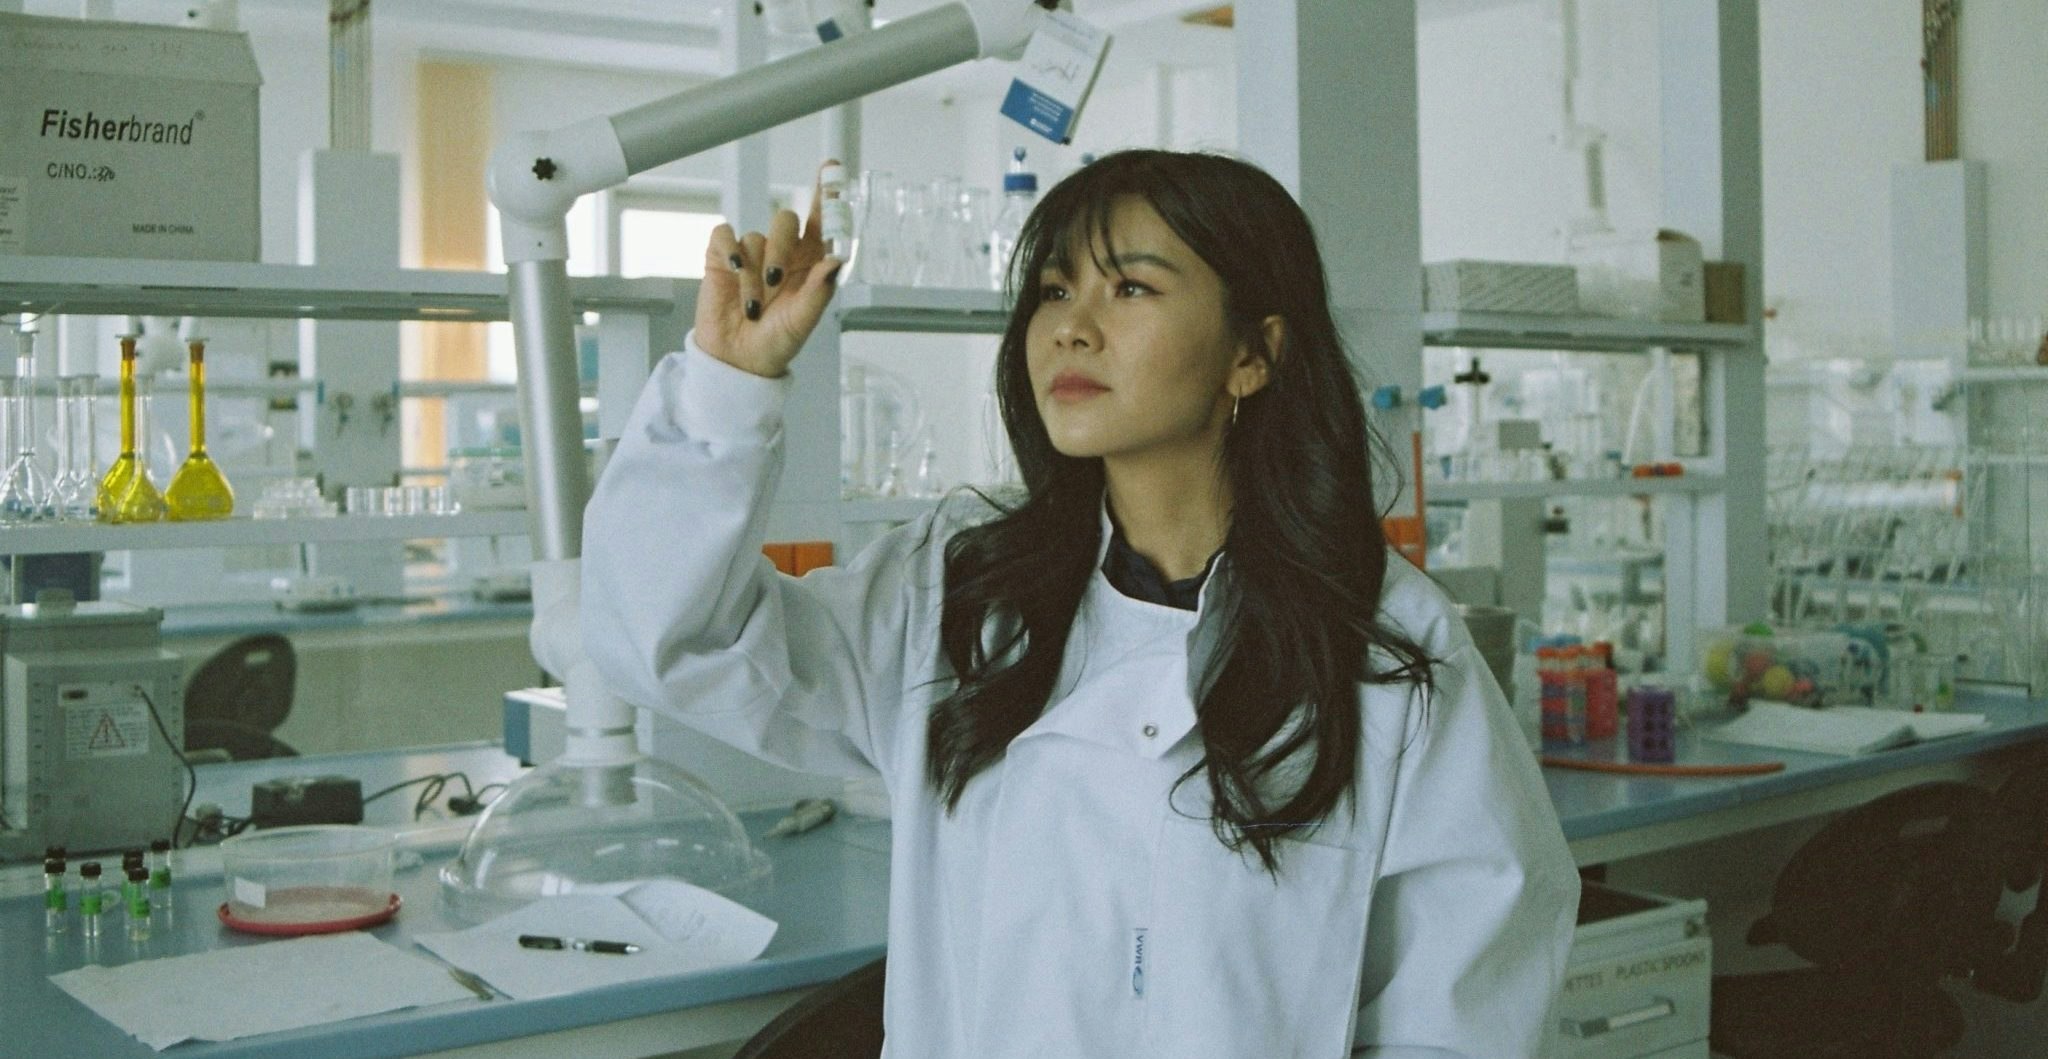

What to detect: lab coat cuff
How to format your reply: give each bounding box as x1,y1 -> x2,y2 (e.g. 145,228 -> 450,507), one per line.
672,330 -> 791,444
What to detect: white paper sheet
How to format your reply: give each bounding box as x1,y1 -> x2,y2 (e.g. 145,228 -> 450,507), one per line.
412,879 -> 778,1000
1706,700 -> 1989,756
48,932 -> 476,1051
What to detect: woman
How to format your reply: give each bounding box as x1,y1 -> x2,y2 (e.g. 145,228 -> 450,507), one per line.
583,150 -> 1578,1057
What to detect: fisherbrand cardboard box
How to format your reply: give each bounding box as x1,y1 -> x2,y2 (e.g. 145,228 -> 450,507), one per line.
0,13 -> 261,261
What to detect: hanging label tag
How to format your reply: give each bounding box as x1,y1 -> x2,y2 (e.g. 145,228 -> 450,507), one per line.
1000,11 -> 1112,145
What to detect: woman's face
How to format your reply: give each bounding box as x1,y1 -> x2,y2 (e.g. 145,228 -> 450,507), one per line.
1025,196 -> 1267,465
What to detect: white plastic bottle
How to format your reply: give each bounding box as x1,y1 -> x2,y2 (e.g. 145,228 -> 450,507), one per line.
987,147 -> 1038,291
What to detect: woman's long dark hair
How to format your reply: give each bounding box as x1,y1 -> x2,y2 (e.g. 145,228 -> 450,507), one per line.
925,149 -> 1435,876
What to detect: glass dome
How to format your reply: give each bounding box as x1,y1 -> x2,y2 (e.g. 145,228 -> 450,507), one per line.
438,754 -> 772,924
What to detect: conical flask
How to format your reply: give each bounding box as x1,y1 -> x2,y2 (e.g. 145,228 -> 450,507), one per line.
97,335 -> 166,523
165,338 -> 233,520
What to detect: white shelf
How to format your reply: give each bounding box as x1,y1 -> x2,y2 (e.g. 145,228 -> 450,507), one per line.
841,497 -> 944,524
1422,311 -> 1753,353
1427,474 -> 1724,503
0,510 -> 528,556
832,284 -> 1009,335
1958,366 -> 2048,384
0,257 -> 686,323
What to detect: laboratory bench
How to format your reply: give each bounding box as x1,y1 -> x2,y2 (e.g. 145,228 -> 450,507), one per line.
157,595 -> 533,640
7,695 -> 2048,1057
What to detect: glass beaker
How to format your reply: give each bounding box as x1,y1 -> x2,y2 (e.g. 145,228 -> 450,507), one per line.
0,330 -> 56,523
165,339 -> 234,520
850,170 -> 901,286
98,335 -> 166,524
53,376 -> 99,521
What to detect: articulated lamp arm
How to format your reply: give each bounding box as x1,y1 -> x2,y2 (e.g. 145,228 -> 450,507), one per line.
488,1 -> 1053,756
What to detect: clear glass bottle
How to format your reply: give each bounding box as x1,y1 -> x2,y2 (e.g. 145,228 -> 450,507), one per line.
165,338 -> 234,520
988,147 -> 1038,292
52,375 -> 99,521
78,862 -> 104,942
125,864 -> 151,942
43,858 -> 67,934
0,328 -> 56,523
98,336 -> 166,523
819,162 -> 853,263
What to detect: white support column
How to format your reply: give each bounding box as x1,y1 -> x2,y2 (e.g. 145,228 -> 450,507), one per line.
1659,0 -> 1765,664
297,149 -> 405,598
720,1 -> 774,237
1235,0 -> 1424,513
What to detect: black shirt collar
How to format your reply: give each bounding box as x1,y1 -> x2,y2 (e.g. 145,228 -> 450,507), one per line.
1101,521 -> 1219,611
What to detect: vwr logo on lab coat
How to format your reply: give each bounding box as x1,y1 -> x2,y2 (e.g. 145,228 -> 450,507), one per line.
1131,928 -> 1147,998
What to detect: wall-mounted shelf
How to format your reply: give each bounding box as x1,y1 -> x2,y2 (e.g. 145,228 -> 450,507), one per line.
833,284 -> 1008,335
0,510 -> 529,557
0,257 -> 684,323
1428,474 -> 1725,503
1422,311 -> 1753,354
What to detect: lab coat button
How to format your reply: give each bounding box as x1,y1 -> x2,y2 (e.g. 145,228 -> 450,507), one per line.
1142,724 -> 1158,738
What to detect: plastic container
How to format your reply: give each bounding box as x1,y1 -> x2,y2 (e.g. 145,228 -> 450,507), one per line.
220,825 -> 395,932
1699,624 -> 1879,707
448,446 -> 526,510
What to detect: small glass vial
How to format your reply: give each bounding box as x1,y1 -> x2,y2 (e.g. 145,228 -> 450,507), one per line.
148,838 -> 173,891
44,858 -> 68,934
819,162 -> 853,262
78,862 -> 105,942
125,865 -> 151,942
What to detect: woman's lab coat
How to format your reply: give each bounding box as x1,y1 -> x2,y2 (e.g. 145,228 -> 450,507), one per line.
583,342 -> 1581,1058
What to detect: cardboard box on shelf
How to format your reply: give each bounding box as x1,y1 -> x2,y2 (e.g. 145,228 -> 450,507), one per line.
1423,259 -> 1580,315
1703,260 -> 1745,323
0,13 -> 262,262
1573,229 -> 1706,323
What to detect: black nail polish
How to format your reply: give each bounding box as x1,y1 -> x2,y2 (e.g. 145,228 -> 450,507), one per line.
825,263 -> 842,288
765,266 -> 784,287
729,254 -> 744,271
745,299 -> 762,321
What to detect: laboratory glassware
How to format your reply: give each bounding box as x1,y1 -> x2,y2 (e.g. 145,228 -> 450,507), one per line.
52,376 -> 99,520
819,162 -> 853,263
98,335 -> 167,524
0,329 -> 57,523
44,858 -> 67,934
78,862 -> 104,942
164,338 -> 235,520
125,864 -> 150,941
850,170 -> 902,285
989,147 -> 1038,291
438,754 -> 772,925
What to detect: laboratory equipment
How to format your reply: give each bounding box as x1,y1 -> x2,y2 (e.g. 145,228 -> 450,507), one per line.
819,161 -> 854,262
219,824 -> 398,934
1552,883 -> 1711,1058
448,447 -> 526,510
149,837 -> 173,894
97,335 -> 167,524
462,0 -> 1057,921
1585,641 -> 1618,739
52,375 -> 99,521
1625,685 -> 1677,764
988,146 -> 1037,291
1699,624 -> 1876,708
78,861 -> 104,941
0,599 -> 186,862
0,326 -> 56,523
125,863 -> 150,941
164,337 -> 235,521
44,857 -> 67,933
848,169 -> 902,284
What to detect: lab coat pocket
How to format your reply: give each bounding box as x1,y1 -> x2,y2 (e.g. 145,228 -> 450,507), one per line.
1143,816 -> 1375,1059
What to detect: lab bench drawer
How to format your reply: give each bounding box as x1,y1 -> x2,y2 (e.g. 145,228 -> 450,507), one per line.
1550,883 -> 1711,1059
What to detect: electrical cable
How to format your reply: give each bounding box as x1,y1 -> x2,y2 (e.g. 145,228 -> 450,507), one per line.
136,687 -> 197,848
362,771 -> 486,820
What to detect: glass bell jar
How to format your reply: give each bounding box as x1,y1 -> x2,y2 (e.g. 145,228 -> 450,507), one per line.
438,751 -> 773,924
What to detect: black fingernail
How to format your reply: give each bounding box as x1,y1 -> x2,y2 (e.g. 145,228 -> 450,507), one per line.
765,266 -> 784,287
729,254 -> 744,271
745,299 -> 761,321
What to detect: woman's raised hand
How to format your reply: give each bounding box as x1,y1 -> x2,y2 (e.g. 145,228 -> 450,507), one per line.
694,160 -> 845,378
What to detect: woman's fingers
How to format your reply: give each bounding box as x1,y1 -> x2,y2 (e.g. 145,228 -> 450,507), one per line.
762,209 -> 801,304
736,230 -> 768,322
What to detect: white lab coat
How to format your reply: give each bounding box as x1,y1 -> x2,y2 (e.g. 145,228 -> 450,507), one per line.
583,342 -> 1581,1058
